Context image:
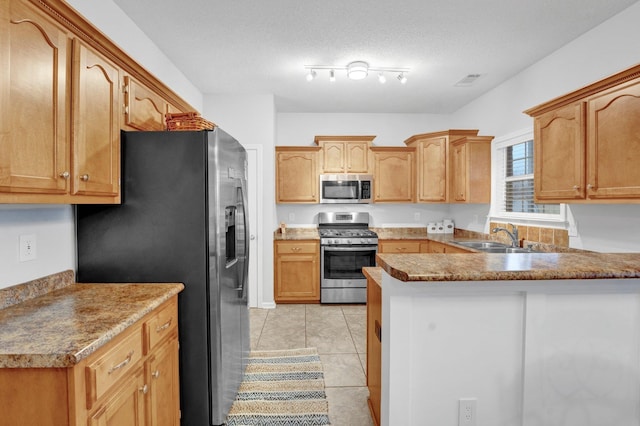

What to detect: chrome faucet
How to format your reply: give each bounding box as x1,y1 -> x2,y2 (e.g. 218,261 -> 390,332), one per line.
492,223 -> 519,247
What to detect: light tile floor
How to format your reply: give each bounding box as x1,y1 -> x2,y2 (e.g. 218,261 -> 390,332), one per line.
250,304 -> 374,426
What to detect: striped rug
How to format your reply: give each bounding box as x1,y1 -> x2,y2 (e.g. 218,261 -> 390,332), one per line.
226,347 -> 331,426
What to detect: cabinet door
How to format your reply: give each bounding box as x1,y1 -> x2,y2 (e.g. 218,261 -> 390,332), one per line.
0,0 -> 69,195
148,338 -> 180,426
89,368 -> 146,426
534,102 -> 586,201
346,141 -> 370,173
451,143 -> 467,202
417,137 -> 447,202
123,76 -> 167,131
321,142 -> 345,173
274,242 -> 319,302
587,79 -> 640,199
372,149 -> 415,202
72,39 -> 120,197
276,149 -> 318,203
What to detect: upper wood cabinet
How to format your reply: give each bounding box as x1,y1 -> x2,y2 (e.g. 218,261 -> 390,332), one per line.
370,147 -> 416,203
0,0 -> 194,204
450,136 -> 493,203
72,39 -> 120,198
532,102 -> 586,201
525,63 -> 640,203
0,0 -> 70,198
314,135 -> 375,173
404,130 -> 479,203
276,147 -> 320,203
123,76 -> 167,131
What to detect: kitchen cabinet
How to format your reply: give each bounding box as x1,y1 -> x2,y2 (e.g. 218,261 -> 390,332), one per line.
0,0 -> 195,204
275,147 -> 320,203
274,240 -> 320,302
531,102 -> 586,200
404,130 -> 479,202
378,239 -> 425,254
365,267 -> 382,426
428,240 -> 472,253
370,147 -> 416,203
450,136 -> 493,203
525,63 -> 640,203
314,135 -> 375,174
72,38 -> 121,198
0,0 -> 70,198
0,296 -> 180,426
123,75 -> 168,131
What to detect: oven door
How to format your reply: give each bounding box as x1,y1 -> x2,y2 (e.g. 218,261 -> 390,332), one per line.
320,245 -> 377,287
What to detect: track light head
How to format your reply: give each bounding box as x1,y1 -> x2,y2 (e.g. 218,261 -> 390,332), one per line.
397,73 -> 407,84
329,69 -> 336,82
378,72 -> 386,84
306,69 -> 317,82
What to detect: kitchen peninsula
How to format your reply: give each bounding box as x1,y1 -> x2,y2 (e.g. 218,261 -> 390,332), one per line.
375,252 -> 640,426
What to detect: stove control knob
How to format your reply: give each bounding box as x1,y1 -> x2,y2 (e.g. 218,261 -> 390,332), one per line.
345,239 -> 351,245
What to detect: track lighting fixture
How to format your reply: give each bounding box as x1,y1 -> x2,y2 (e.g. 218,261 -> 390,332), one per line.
304,61 -> 409,84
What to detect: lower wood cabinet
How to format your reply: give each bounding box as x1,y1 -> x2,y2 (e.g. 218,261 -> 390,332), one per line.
365,268 -> 382,426
428,240 -> 473,253
0,297 -> 180,426
274,240 -> 320,303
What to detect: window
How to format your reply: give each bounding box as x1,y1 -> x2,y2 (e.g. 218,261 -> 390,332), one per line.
492,129 -> 564,222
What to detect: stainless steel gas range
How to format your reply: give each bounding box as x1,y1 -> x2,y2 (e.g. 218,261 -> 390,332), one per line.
318,212 -> 378,304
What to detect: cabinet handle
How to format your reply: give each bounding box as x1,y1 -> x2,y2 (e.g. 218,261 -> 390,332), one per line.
375,320 -> 382,342
139,384 -> 148,394
59,171 -> 70,179
291,247 -> 301,252
156,318 -> 172,333
152,370 -> 161,379
573,185 -> 580,190
108,350 -> 134,374
80,174 -> 90,181
395,247 -> 406,251
587,183 -> 595,191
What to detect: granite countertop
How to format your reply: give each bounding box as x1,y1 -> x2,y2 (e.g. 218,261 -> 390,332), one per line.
0,280 -> 184,368
377,252 -> 640,282
274,228 -> 320,240
363,266 -> 383,287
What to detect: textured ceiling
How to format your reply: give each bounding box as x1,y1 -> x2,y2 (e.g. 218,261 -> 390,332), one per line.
112,0 -> 638,113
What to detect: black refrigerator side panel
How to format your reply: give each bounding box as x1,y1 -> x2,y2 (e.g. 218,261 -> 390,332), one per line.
76,131 -> 211,425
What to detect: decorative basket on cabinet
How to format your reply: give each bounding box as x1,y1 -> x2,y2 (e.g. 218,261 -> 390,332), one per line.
165,112 -> 216,131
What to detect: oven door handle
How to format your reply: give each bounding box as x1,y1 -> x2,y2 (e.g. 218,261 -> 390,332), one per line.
322,245 -> 378,252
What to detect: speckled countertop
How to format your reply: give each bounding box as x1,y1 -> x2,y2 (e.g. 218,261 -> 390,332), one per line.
274,228 -> 320,240
0,274 -> 183,368
377,252 -> 640,282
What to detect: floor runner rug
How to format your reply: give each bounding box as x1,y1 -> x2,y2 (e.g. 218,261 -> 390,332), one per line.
226,347 -> 331,425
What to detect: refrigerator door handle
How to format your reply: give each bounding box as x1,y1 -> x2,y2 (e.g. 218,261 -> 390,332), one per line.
237,184 -> 250,298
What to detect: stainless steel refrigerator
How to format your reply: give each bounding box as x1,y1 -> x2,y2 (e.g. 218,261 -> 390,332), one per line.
76,129 -> 250,426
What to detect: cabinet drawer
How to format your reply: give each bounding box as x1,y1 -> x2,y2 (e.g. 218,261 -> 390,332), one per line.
145,299 -> 179,353
276,241 -> 318,254
85,324 -> 143,408
379,241 -> 421,253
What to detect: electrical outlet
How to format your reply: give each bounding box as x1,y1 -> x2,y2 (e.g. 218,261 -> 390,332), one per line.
19,234 -> 37,262
458,398 -> 476,426
288,212 -> 295,222
414,212 -> 421,221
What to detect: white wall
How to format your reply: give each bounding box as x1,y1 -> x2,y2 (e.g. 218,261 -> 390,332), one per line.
447,1 -> 640,252
0,206 -> 75,287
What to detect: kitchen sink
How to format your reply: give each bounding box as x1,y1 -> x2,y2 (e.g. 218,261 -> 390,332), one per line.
453,240 -> 511,249
453,240 -> 537,253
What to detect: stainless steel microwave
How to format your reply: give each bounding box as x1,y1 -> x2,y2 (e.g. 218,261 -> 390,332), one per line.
319,174 -> 373,204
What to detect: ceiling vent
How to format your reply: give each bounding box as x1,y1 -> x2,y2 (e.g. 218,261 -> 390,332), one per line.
454,74 -> 482,87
